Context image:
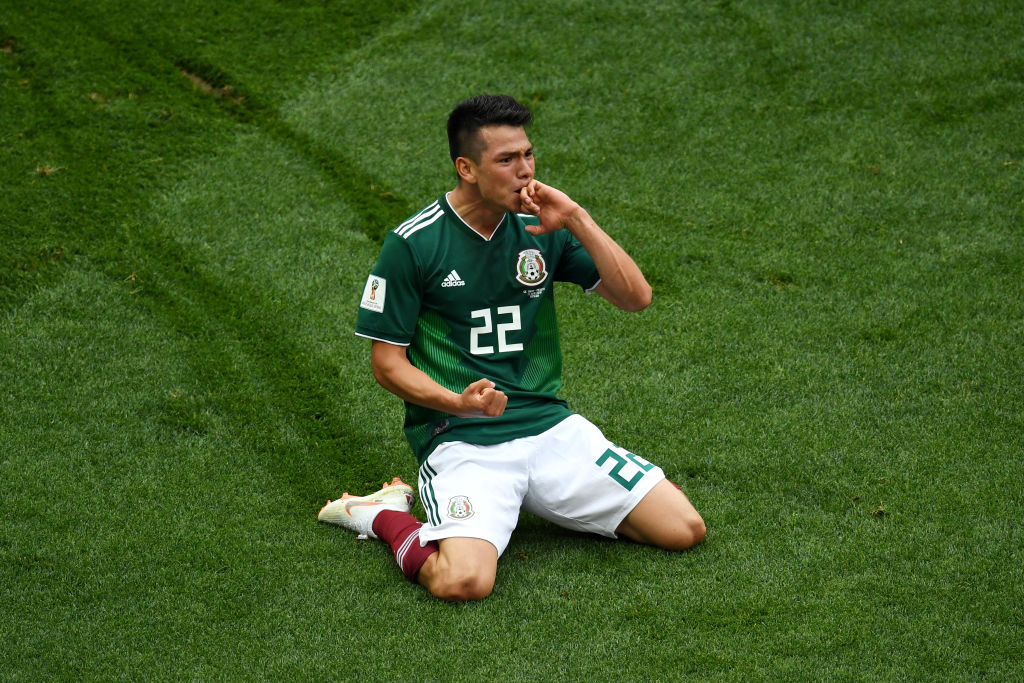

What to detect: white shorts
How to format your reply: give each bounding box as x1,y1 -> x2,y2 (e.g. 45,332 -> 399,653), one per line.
416,414 -> 665,556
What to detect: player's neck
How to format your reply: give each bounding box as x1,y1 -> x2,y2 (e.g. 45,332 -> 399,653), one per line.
448,186 -> 505,240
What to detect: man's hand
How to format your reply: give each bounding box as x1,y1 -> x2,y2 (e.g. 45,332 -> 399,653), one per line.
518,181 -> 654,312
519,179 -> 582,235
458,378 -> 508,418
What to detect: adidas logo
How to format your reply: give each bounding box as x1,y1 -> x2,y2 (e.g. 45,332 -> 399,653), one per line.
441,270 -> 466,288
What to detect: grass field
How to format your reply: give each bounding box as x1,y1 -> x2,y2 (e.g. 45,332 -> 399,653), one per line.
2,0 -> 1022,679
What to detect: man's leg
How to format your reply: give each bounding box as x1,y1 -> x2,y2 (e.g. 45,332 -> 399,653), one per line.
356,508 -> 498,602
616,479 -> 705,550
319,478 -> 504,601
413,439 -> 525,601
519,415 -> 703,550
416,537 -> 498,602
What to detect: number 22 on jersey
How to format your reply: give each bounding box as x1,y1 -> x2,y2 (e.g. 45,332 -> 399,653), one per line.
469,305 -> 523,355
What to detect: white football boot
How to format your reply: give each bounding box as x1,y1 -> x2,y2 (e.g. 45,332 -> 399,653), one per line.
318,477 -> 414,539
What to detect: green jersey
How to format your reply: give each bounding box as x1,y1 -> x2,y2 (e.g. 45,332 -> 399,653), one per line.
355,193 -> 601,463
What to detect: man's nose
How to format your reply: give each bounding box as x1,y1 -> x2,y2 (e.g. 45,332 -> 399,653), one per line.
516,157 -> 532,177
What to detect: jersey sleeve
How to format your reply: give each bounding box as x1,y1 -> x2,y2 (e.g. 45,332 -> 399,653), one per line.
354,233 -> 422,345
553,231 -> 601,292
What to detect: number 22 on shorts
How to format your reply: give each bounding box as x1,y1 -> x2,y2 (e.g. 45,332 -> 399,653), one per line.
596,448 -> 654,491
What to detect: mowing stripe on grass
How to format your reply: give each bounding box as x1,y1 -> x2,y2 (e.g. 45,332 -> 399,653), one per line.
170,54 -> 412,243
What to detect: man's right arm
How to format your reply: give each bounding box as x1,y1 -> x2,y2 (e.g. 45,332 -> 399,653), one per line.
370,340 -> 507,418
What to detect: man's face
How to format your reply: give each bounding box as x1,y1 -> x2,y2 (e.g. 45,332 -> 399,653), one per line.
466,125 -> 535,213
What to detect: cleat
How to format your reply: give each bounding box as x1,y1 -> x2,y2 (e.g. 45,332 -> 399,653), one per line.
318,477 -> 414,539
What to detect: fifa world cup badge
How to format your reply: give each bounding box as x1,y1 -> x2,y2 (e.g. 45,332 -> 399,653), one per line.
515,249 -> 548,287
447,495 -> 474,519
360,274 -> 386,312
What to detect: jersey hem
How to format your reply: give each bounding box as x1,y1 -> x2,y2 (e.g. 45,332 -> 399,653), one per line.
415,411 -> 574,465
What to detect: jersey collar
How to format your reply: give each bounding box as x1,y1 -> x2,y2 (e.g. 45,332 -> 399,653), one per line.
443,192 -> 507,242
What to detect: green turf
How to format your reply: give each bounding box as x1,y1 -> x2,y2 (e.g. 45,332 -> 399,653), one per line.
2,0 -> 1022,679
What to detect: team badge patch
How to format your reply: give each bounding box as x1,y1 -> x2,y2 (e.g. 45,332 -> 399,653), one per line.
447,495 -> 474,520
360,275 -> 386,312
515,249 -> 548,287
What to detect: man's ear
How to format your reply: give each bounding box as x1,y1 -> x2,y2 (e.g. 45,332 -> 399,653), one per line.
455,156 -> 477,184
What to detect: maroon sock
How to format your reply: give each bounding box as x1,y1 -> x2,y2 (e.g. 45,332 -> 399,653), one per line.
372,510 -> 439,583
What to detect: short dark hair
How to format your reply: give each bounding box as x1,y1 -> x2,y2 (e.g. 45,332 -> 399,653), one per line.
446,94 -> 533,163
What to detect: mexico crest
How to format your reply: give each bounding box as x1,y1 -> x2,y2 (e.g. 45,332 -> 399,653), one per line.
447,495 -> 475,520
515,248 -> 548,287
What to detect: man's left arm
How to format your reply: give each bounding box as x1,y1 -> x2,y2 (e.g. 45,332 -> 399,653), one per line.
521,180 -> 652,312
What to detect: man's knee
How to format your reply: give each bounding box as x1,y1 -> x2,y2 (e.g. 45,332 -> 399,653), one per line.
427,569 -> 494,602
618,479 -> 706,551
668,511 -> 706,551
419,538 -> 498,601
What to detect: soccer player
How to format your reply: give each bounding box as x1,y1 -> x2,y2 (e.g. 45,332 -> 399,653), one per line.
319,94 -> 705,601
